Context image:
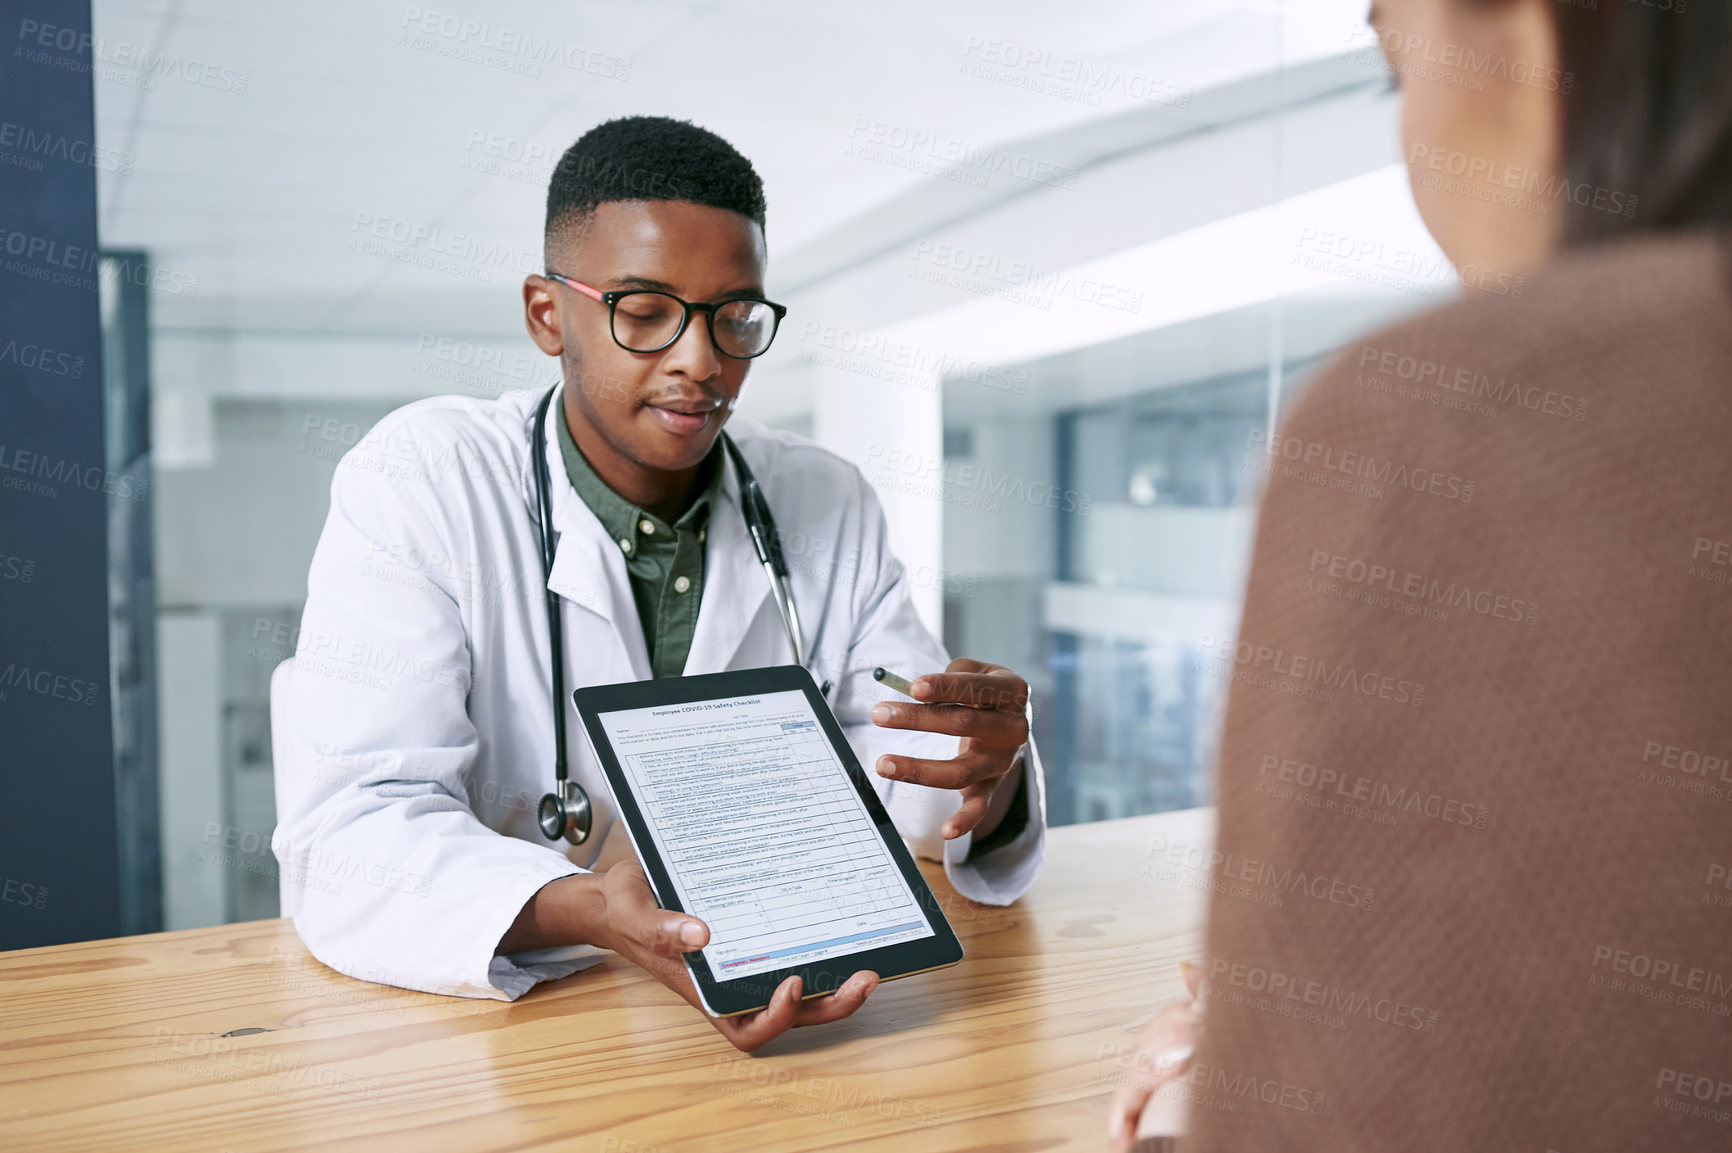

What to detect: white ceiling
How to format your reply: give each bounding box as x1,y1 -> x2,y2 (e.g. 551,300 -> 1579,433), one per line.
92,0 -> 1376,333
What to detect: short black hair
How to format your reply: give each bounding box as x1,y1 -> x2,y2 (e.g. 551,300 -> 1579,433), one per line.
544,116 -> 767,251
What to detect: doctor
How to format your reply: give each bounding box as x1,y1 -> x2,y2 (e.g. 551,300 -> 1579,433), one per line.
273,116 -> 1045,1052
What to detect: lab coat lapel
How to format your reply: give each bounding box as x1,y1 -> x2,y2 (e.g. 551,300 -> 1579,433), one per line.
686,459 -> 774,674
536,397 -> 650,680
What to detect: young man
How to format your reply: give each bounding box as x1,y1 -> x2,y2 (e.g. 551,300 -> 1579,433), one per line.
273,117 -> 1045,1051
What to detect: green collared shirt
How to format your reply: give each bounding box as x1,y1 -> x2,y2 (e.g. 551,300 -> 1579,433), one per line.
556,415 -> 725,679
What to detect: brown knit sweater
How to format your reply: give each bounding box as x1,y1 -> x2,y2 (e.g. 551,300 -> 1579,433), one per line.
1184,232 -> 1732,1152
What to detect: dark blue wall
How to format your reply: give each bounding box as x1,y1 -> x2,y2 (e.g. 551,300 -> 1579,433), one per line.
0,0 -> 122,949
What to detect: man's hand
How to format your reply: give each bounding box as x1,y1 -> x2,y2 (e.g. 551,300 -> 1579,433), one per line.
596,862 -> 879,1052
869,657 -> 1029,839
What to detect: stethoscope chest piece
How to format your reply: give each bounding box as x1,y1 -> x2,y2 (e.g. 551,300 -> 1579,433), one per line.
538,778 -> 592,845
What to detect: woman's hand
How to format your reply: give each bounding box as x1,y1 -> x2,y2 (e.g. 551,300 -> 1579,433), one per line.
1108,961 -> 1204,1153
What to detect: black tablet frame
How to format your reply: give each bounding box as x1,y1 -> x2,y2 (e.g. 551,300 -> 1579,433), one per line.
572,665 -> 964,1017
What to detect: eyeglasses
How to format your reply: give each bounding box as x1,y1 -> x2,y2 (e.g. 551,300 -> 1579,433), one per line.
545,273 -> 787,360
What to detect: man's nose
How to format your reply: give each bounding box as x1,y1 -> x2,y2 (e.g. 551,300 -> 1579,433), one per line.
660,309 -> 724,380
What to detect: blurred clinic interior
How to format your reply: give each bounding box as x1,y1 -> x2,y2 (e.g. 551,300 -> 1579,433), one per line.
54,0 -> 1452,933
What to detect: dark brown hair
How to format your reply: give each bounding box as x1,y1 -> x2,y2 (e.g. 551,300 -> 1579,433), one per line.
1548,0 -> 1732,242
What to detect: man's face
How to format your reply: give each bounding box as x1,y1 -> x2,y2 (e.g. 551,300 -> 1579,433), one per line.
524,199 -> 768,476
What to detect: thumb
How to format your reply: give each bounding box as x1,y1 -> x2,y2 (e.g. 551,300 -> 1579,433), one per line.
655,913 -> 709,954
604,862 -> 709,955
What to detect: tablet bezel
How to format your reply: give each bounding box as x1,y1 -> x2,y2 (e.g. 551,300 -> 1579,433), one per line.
572,664 -> 964,1017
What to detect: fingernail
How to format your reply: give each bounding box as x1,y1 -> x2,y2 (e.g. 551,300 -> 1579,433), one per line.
911,678 -> 931,698
871,703 -> 892,723
876,757 -> 896,777
679,922 -> 705,947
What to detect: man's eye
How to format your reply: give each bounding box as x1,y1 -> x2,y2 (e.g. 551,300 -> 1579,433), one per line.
619,294 -> 679,319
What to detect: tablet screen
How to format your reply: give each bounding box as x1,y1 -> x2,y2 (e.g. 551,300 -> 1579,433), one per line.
596,688 -> 937,981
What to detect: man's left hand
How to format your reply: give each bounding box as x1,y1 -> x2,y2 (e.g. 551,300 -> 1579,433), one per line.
869,658 -> 1028,839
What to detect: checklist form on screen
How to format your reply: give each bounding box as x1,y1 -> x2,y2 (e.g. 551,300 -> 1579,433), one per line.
597,689 -> 936,980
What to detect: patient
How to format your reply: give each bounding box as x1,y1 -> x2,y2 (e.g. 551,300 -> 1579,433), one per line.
1112,0 -> 1732,1148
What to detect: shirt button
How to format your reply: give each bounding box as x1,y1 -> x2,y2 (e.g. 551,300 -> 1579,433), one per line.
674,575 -> 692,594
618,538 -> 633,554
639,519 -> 656,535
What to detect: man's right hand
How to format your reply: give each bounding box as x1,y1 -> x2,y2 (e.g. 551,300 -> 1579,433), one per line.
503,862 -> 879,1052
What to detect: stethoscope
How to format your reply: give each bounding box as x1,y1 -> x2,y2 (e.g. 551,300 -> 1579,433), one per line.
531,383 -> 818,845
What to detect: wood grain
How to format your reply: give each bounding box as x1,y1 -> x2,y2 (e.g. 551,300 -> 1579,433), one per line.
0,808 -> 1212,1153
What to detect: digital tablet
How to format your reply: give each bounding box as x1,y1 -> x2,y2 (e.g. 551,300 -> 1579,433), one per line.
572,665 -> 964,1017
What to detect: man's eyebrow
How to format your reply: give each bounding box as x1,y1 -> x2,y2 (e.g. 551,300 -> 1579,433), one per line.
607,275 -> 680,293
607,276 -> 768,299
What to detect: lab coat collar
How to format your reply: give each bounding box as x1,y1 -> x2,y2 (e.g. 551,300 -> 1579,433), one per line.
538,395 -> 633,635
685,447 -> 773,674
535,390 -> 772,675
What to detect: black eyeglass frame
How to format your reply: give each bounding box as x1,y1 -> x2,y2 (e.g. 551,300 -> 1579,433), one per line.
545,272 -> 788,360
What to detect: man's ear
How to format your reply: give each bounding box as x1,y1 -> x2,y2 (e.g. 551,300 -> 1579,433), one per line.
523,275 -> 563,356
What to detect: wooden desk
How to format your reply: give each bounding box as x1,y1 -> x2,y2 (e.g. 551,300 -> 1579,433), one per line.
0,808 -> 1212,1153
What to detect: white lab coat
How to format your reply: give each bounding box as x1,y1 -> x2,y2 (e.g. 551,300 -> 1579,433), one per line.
271,388 -> 1045,1001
